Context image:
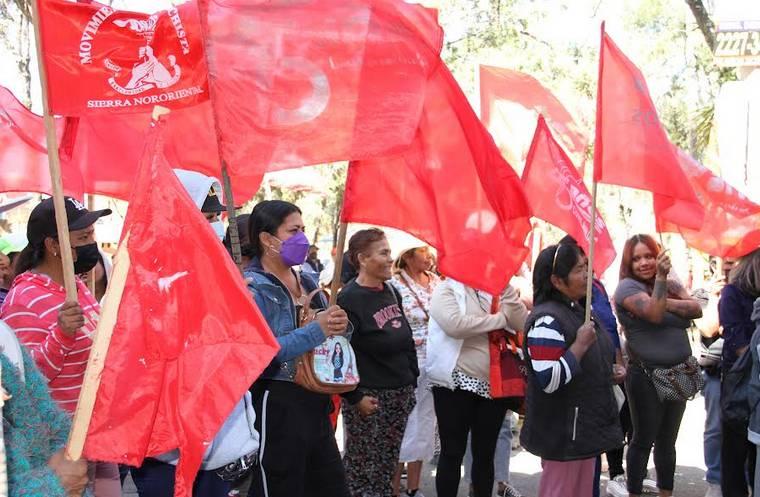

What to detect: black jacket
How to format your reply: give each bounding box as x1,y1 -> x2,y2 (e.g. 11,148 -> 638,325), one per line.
520,298 -> 623,461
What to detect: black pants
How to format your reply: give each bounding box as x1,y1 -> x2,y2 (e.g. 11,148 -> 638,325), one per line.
248,380 -> 349,497
432,387 -> 519,497
606,385 -> 632,479
721,420 -> 757,497
625,365 -> 686,495
131,459 -> 230,497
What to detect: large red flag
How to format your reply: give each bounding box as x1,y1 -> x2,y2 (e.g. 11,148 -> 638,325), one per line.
480,65 -> 587,167
37,0 -> 208,115
656,148 -> 760,258
82,123 -> 279,496
343,63 -> 532,295
594,25 -> 703,229
200,0 -> 443,175
523,116 -> 616,274
60,102 -> 263,202
0,87 -> 84,197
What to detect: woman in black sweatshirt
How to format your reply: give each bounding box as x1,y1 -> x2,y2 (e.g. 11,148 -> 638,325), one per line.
338,228 -> 419,497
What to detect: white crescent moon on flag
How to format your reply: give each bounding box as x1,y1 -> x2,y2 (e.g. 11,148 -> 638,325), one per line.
268,57 -> 330,128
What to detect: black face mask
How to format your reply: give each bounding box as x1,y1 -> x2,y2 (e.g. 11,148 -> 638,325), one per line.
74,243 -> 100,274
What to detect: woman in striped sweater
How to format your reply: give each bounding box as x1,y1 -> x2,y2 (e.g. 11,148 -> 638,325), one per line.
0,197 -> 120,496
520,243 -> 624,497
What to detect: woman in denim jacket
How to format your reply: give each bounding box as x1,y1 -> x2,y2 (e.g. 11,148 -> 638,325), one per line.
244,200 -> 351,497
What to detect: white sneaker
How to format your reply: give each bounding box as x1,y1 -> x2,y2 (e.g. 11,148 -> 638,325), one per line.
405,491 -> 425,497
606,475 -> 628,497
642,478 -> 658,494
705,482 -> 723,497
498,482 -> 523,497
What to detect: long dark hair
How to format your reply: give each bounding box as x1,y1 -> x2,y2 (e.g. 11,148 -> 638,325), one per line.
13,243 -> 45,276
729,247 -> 760,298
533,243 -> 584,306
248,201 -> 302,258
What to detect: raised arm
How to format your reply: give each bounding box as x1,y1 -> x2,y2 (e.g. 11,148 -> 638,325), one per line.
620,251 -> 672,324
664,279 -> 703,320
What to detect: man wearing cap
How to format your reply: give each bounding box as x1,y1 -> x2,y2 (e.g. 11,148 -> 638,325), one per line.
0,196 -> 121,496
173,169 -> 226,239
129,170 -> 258,497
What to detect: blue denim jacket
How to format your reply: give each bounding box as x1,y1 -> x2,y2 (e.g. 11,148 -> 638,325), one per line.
244,258 -> 328,382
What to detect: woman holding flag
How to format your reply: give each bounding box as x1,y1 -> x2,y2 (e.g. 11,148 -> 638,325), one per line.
520,243 -> 622,497
0,197 -> 121,497
614,234 -> 702,497
244,200 -> 351,497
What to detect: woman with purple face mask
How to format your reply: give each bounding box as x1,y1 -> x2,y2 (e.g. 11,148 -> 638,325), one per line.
244,200 -> 351,497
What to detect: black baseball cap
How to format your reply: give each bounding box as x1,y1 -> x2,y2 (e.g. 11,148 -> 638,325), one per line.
27,197 -> 112,245
201,184 -> 225,214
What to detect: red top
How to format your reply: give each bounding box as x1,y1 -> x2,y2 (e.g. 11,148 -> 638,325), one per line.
0,272 -> 100,413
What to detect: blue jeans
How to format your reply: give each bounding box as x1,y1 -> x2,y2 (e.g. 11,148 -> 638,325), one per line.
703,372 -> 722,484
131,458 -> 231,497
464,412 -> 513,483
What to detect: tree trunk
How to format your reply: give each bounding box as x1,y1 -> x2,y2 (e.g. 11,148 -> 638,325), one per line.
685,0 -> 716,51
16,17 -> 31,106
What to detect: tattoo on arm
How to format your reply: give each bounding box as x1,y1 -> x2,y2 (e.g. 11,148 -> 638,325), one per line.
653,280 -> 667,300
633,296 -> 647,314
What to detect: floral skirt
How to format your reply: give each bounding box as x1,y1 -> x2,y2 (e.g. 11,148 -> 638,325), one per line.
342,385 -> 416,497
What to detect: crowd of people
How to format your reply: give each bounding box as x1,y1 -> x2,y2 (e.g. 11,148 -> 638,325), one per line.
0,172 -> 759,497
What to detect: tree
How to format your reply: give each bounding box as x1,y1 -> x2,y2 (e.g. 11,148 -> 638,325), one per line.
684,0 -> 716,51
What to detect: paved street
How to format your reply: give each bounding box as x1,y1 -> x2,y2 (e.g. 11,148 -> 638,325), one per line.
124,392 -> 711,497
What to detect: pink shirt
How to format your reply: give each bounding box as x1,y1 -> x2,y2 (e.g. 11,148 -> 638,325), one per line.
0,272 -> 100,413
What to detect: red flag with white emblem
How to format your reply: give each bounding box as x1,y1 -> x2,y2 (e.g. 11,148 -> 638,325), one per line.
37,0 -> 208,115
523,116 -> 616,274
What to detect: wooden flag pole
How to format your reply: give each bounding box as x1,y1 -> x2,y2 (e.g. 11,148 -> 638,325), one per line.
66,234 -> 131,461
30,0 -> 77,301
196,6 -> 243,272
0,362 -> 7,497
329,222 -> 349,306
584,181 -> 599,323
221,163 -> 243,270
328,163 -> 351,306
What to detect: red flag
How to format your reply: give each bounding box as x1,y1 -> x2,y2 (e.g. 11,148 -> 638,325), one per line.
523,116 -> 616,274
0,86 -> 84,197
657,148 -> 760,258
37,0 -> 208,115
593,25 -> 703,229
200,0 -> 443,175
343,63 -> 532,295
60,102 -> 263,202
479,65 -> 587,167
82,123 -> 279,496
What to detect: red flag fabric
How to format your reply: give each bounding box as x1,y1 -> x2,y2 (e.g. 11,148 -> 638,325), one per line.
523,116 -> 616,275
656,148 -> 760,258
343,63 -> 532,295
200,0 -> 443,175
479,65 -> 587,167
0,86 -> 84,197
37,0 -> 208,115
60,102 -> 263,202
82,123 -> 279,496
0,84 -> 261,202
593,25 -> 703,229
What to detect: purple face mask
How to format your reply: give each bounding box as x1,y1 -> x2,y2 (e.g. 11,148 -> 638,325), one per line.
275,231 -> 310,267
